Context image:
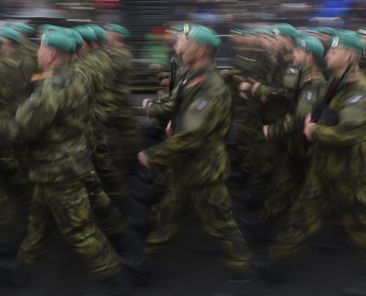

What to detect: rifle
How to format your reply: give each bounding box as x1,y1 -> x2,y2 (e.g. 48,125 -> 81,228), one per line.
169,56 -> 178,96
311,63 -> 352,124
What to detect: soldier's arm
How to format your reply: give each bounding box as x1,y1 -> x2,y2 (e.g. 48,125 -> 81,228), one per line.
14,84 -> 60,141
147,95 -> 175,121
268,81 -> 325,141
255,84 -> 294,103
145,92 -> 231,167
313,93 -> 366,146
267,114 -> 295,141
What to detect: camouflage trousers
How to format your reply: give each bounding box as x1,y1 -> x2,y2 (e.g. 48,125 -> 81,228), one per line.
270,178 -> 366,262
0,157 -> 32,255
82,169 -> 128,237
107,126 -> 142,179
145,182 -> 252,271
92,131 -> 134,208
261,155 -> 308,224
18,177 -> 121,279
0,186 -> 28,255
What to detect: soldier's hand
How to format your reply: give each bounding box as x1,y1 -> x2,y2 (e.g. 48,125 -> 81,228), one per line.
239,82 -> 251,92
263,125 -> 269,141
160,78 -> 170,87
166,120 -> 173,137
303,114 -> 316,141
138,151 -> 149,168
142,98 -> 152,111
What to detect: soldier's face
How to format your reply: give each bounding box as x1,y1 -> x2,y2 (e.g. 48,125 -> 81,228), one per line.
182,39 -> 201,65
174,33 -> 188,55
107,31 -> 123,46
326,47 -> 350,70
293,48 -> 306,66
259,35 -> 276,50
37,44 -> 55,70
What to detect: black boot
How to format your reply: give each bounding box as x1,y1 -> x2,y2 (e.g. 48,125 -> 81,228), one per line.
117,193 -> 150,232
0,256 -> 30,287
109,229 -> 150,286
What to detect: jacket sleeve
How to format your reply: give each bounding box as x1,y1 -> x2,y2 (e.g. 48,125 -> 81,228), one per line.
14,82 -> 60,142
313,93 -> 366,147
146,92 -> 231,167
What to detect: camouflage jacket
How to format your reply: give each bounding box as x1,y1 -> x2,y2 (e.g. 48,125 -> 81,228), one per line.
146,65 -> 232,186
14,42 -> 39,95
311,70 -> 366,184
268,66 -> 326,141
0,54 -> 30,157
103,46 -> 139,131
10,61 -> 93,182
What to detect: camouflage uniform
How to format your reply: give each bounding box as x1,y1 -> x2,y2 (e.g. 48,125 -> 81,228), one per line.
0,54 -> 33,255
145,65 -> 252,272
262,66 -> 326,225
104,45 -> 142,178
75,48 -> 147,228
4,61 -> 121,278
14,41 -> 39,95
224,44 -> 275,209
270,71 -> 366,262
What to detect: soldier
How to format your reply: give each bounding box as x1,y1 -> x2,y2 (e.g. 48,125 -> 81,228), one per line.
258,32 -> 366,295
223,28 -> 275,215
260,36 -> 326,237
138,25 -> 253,279
237,24 -> 302,236
0,29 -> 130,294
103,23 -> 142,180
0,27 -> 34,256
74,25 -> 148,232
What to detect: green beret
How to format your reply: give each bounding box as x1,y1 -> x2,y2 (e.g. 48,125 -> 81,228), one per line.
88,24 -> 107,41
187,25 -> 221,48
272,23 -> 299,38
104,23 -> 130,37
74,26 -> 98,42
0,27 -> 21,42
63,28 -> 84,49
41,30 -> 77,53
330,32 -> 364,53
12,23 -> 36,35
296,36 -> 324,59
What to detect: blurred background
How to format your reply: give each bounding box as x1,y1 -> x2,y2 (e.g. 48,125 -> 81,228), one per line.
1,0 -> 365,90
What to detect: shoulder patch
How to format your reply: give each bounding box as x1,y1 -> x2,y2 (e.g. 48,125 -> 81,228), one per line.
348,95 -> 364,104
305,91 -> 312,101
195,100 -> 207,111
